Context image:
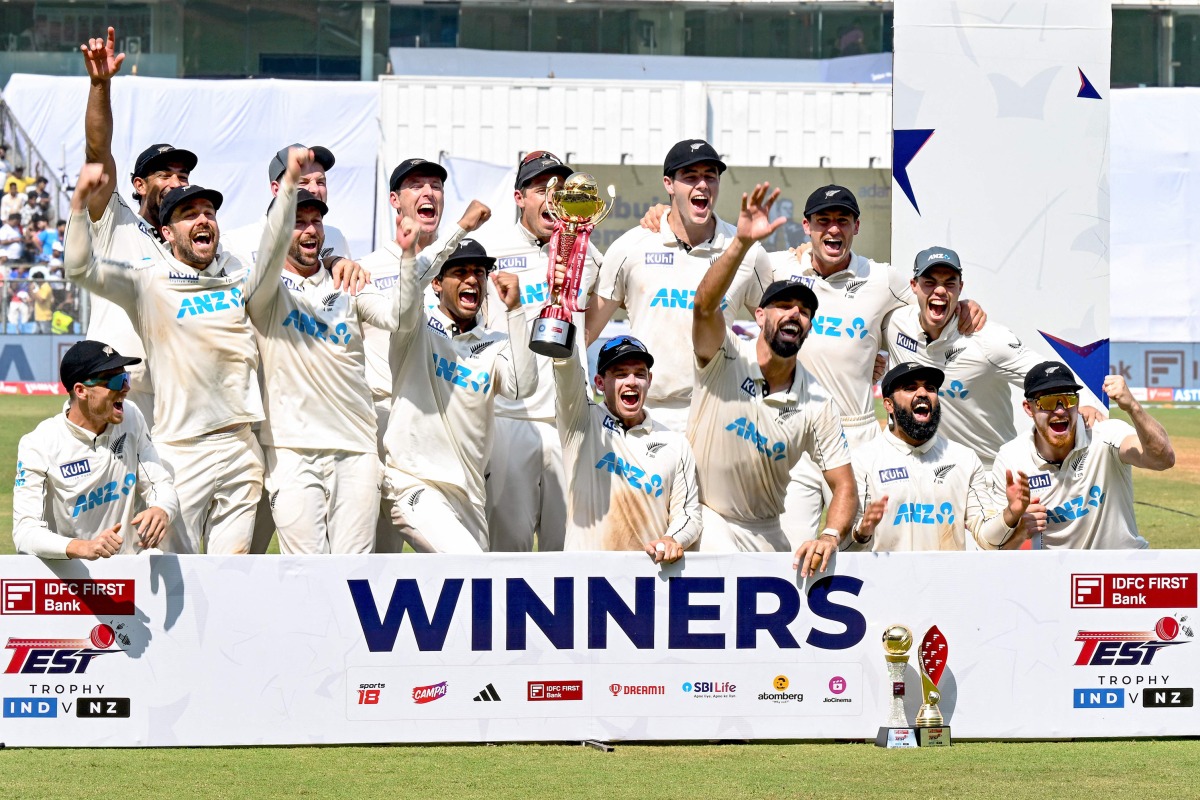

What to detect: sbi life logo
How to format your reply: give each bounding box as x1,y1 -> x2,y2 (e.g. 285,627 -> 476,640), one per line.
811,315 -> 867,339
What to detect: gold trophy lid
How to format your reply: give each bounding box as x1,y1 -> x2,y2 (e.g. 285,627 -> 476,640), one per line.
882,624 -> 913,662
548,172 -> 611,223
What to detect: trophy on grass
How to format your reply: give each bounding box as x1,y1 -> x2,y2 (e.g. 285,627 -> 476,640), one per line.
875,624 -> 918,749
529,172 -> 614,358
915,625 -> 951,746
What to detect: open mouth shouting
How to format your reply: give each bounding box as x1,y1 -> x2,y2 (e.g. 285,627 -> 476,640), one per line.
417,200 -> 438,225
618,384 -> 642,413
927,294 -> 951,324
689,192 -> 711,219
777,319 -> 802,344
910,394 -> 934,424
1047,414 -> 1071,435
819,235 -> 844,260
457,284 -> 481,314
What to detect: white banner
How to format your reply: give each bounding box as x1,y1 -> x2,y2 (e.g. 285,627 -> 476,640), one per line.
0,552 -> 1196,746
892,1 -> 1112,406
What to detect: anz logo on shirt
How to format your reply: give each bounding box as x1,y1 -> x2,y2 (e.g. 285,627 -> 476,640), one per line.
649,288 -> 729,311
811,315 -> 868,340
939,379 -> 969,399
725,417 -> 787,461
1047,485 -> 1106,525
892,501 -> 956,526
72,473 -> 136,519
521,280 -> 550,306
594,452 -> 665,497
177,287 -> 244,319
282,310 -> 353,345
432,354 -> 491,394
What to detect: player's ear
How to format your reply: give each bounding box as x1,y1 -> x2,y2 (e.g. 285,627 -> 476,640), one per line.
662,174 -> 673,195
389,191 -> 401,211
593,372 -> 605,393
802,217 -> 812,236
754,306 -> 765,326
1022,399 -> 1035,419
431,276 -> 443,297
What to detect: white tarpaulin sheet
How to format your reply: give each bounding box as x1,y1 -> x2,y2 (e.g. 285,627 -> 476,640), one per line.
0,552 -> 1196,746
2,74 -> 380,259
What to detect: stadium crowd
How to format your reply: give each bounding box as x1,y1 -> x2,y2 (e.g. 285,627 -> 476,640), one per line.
11,27 -> 1177,565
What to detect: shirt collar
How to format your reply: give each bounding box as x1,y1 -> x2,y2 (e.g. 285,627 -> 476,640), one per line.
1024,414 -> 1090,466
515,222 -> 544,249
883,428 -> 939,455
427,305 -> 485,339
747,351 -> 801,405
60,410 -> 110,447
797,249 -> 860,281
659,210 -> 732,252
602,407 -> 656,435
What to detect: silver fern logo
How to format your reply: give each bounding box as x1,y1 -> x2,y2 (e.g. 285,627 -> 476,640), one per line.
945,347 -> 965,364
645,442 -> 667,457
109,433 -> 128,457
469,340 -> 496,357
320,291 -> 341,312
844,279 -> 867,298
407,488 -> 425,509
933,464 -> 955,484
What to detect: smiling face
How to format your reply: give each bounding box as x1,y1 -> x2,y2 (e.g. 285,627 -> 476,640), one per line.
70,368 -> 131,432
1025,392 -> 1079,455
912,266 -> 962,335
273,162 -> 328,202
391,171 -> 445,241
664,162 -> 721,229
515,174 -> 559,242
595,358 -> 652,428
433,262 -> 488,327
884,378 -> 942,445
755,298 -> 813,359
134,160 -> 191,227
286,205 -> 326,275
802,207 -> 859,272
161,198 -> 219,269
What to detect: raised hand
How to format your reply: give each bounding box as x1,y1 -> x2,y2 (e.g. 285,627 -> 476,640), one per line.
735,182 -> 786,245
81,26 -> 125,83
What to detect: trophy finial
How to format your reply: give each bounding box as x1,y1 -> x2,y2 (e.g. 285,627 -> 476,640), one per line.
882,624 -> 913,657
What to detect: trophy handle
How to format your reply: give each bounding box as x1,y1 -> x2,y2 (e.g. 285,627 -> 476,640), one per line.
590,184 -> 617,227
544,176 -> 563,222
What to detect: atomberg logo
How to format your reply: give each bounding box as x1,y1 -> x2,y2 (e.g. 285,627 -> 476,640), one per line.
759,674 -> 803,704
4,624 -> 121,674
1073,616 -> 1192,666
412,681 -> 448,704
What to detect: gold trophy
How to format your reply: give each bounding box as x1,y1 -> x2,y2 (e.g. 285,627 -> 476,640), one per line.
916,625 -> 951,746
529,172 -> 614,358
875,624 -> 918,748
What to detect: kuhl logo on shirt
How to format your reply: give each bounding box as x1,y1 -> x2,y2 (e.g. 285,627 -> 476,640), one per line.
497,256 -> 527,270
896,332 -> 918,353
879,467 -> 909,484
602,415 -> 621,433
740,377 -> 758,398
168,270 -> 198,284
1028,472 -> 1053,491
59,459 -> 91,479
645,252 -> 674,266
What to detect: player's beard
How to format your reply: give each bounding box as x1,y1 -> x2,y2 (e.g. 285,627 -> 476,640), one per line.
892,403 -> 941,444
765,317 -> 805,358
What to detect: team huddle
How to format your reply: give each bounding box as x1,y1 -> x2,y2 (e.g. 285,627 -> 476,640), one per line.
11,28 -> 1177,568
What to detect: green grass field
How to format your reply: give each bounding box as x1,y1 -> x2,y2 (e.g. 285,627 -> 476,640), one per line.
1,396 -> 1197,797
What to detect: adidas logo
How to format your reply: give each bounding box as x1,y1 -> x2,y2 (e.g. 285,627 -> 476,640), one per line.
933,464 -> 956,484
109,432 -> 128,457
473,683 -> 501,702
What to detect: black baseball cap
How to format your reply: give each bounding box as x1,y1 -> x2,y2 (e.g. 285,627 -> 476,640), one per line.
1024,361 -> 1083,398
515,150 -> 573,190
913,246 -> 963,278
663,139 -> 726,177
758,280 -> 819,314
132,144 -> 198,180
803,185 -> 860,218
60,340 -> 142,391
389,158 -> 448,191
268,143 -> 335,182
295,188 -> 328,216
440,238 -> 496,274
159,185 -> 223,226
881,362 -> 945,396
597,335 -> 654,375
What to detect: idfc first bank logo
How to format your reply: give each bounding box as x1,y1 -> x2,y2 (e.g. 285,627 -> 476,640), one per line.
1074,617 -> 1192,666
4,624 -> 122,674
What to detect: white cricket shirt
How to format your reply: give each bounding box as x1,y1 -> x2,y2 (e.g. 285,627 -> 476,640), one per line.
688,327 -> 850,521
992,418 -> 1145,549
13,400 -> 178,558
553,356 -> 700,550
596,211 -> 773,406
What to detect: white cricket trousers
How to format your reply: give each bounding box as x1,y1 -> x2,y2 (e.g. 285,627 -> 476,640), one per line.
697,505 -> 791,552
485,417 -> 567,552
384,468 -> 488,553
779,411 -> 880,549
156,424 -> 263,554
265,447 -> 380,554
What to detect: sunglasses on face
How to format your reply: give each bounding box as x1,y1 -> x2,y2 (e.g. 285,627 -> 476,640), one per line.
1033,393 -> 1079,412
83,372 -> 131,392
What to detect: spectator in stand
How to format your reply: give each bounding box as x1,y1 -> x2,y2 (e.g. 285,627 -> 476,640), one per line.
1,182 -> 25,221
50,220 -> 65,265
28,176 -> 50,204
0,145 -> 12,185
0,213 -> 22,265
37,219 -> 59,264
32,278 -> 54,333
5,165 -> 33,195
7,290 -> 31,328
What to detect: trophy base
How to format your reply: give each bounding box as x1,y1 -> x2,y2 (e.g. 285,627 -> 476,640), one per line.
916,726 -> 951,747
875,727 -> 919,749
530,317 -> 576,359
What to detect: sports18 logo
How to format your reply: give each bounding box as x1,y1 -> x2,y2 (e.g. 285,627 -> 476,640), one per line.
1074,617 -> 1190,666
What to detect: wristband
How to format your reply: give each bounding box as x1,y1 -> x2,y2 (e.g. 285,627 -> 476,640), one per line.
851,527 -> 873,544
820,527 -> 840,542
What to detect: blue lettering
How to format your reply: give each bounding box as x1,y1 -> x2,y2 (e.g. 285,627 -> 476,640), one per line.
668,577 -> 725,649
471,578 -> 492,651
736,577 -> 801,649
506,578 -> 574,650
805,575 -> 867,650
588,577 -> 655,649
346,578 -> 462,652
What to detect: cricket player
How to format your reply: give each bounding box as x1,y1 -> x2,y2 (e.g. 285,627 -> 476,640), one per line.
247,191 -> 418,554
64,149 -> 307,553
476,150 -> 604,552
689,183 -> 856,573
585,139 -> 774,432
360,157 -> 489,551
13,340 -> 178,559
991,363 -> 1176,549
847,362 -> 1030,551
222,142 -> 353,262
77,26 -> 197,432
884,245 -> 1103,469
383,238 -> 537,552
551,334 -> 700,559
